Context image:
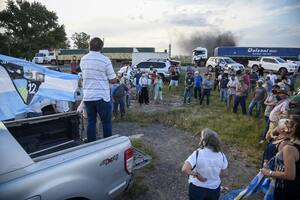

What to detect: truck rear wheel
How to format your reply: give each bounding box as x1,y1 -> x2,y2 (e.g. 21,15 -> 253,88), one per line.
51,60 -> 57,65
252,65 -> 258,72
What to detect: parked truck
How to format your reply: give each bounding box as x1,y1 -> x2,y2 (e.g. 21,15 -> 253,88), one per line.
192,47 -> 208,67
0,112 -> 151,200
248,56 -> 298,75
32,50 -> 56,64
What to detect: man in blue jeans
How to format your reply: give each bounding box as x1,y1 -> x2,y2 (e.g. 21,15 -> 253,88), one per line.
248,81 -> 267,117
80,37 -> 117,142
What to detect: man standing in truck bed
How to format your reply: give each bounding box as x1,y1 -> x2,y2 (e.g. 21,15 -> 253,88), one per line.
80,37 -> 117,142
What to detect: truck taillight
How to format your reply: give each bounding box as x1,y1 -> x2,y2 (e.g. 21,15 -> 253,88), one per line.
124,147 -> 134,174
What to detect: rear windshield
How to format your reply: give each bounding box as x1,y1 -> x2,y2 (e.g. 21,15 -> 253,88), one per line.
224,58 -> 236,64
137,62 -> 166,69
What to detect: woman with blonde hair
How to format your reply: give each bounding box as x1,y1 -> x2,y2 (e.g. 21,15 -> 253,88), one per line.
182,128 -> 229,200
261,116 -> 300,200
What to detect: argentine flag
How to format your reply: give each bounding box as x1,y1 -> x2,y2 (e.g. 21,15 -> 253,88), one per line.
0,54 -> 79,121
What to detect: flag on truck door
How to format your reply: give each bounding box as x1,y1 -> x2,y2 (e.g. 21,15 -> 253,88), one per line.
0,54 -> 79,121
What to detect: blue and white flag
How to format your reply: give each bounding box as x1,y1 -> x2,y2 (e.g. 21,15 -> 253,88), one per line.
0,54 -> 79,120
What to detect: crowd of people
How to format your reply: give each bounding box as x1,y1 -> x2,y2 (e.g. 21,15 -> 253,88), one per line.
179,67 -> 300,199
76,37 -> 299,200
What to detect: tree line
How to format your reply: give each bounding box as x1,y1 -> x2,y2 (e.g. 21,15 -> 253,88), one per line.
0,0 -> 90,59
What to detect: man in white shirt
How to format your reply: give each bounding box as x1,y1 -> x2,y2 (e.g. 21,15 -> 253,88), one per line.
226,74 -> 239,108
266,71 -> 277,85
138,72 -> 150,105
80,37 -> 117,142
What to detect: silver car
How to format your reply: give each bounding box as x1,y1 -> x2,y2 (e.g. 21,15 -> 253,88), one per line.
206,57 -> 244,73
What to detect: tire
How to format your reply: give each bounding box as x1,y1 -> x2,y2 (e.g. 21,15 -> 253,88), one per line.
278,68 -> 287,76
208,65 -> 213,72
252,65 -> 258,72
51,60 -> 57,65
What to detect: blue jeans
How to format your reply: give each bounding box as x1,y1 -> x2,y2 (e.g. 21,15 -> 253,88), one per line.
248,99 -> 262,117
194,87 -> 202,100
84,100 -> 112,142
189,183 -> 220,200
184,87 -> 193,103
233,95 -> 247,114
200,89 -> 211,105
136,85 -> 141,95
220,88 -> 228,103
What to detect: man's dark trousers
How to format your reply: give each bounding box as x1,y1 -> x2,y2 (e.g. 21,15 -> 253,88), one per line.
84,99 -> 112,142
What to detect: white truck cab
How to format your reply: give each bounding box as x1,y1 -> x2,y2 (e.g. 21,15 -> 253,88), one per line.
192,47 -> 208,66
32,50 -> 56,64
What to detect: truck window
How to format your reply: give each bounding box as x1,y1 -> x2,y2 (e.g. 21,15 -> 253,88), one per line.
224,58 -> 236,64
263,58 -> 276,63
194,50 -> 205,55
276,58 -> 287,63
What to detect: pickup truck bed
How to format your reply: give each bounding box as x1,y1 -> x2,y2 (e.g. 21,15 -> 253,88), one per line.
4,111 -> 81,158
0,112 -> 151,200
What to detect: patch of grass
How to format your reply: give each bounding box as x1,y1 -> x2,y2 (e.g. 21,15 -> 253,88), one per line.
126,74 -> 300,164
119,139 -> 155,199
120,174 -> 148,199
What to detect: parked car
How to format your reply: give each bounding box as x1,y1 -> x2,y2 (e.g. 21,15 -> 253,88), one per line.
135,59 -> 175,80
248,56 -> 298,75
0,112 -> 151,200
206,57 -> 245,73
287,60 -> 300,72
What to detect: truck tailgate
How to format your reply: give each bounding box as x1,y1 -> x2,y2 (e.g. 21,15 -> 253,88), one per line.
133,147 -> 152,170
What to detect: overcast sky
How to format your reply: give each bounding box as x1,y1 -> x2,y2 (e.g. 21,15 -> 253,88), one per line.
1,0 -> 300,55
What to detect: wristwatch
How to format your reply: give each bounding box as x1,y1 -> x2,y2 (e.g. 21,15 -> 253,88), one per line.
269,170 -> 273,177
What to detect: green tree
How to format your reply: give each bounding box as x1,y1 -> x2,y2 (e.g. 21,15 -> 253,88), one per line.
71,32 -> 90,49
0,0 -> 69,59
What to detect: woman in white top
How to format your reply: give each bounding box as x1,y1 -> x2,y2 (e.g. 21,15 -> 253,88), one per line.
182,128 -> 229,200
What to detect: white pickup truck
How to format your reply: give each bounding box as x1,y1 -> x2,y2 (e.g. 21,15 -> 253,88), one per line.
248,56 -> 298,75
0,112 -> 151,200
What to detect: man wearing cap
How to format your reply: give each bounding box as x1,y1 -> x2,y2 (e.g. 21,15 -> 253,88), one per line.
248,80 -> 267,117
265,89 -> 290,141
233,79 -> 248,115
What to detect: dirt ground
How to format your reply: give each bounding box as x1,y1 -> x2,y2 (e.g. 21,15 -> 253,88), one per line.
109,95 -> 263,200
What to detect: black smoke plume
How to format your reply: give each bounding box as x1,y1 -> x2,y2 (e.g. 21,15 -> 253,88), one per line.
178,31 -> 238,56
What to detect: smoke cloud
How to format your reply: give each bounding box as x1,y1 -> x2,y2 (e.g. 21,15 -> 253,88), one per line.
177,30 -> 238,56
